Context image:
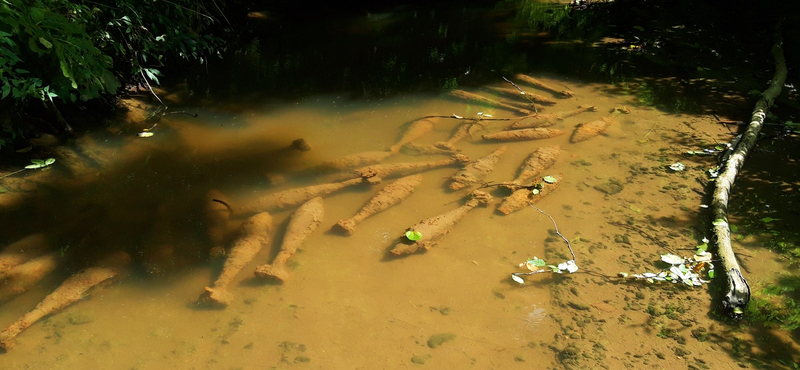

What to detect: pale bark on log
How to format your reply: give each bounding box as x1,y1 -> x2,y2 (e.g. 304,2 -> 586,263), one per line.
712,27 -> 786,317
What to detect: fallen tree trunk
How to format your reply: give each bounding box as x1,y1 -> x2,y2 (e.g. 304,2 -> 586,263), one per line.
711,26 -> 787,317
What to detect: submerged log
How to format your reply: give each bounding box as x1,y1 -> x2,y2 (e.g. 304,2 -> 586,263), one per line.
448,146 -> 507,190
486,86 -> 557,105
448,90 -> 531,115
509,105 -> 597,129
0,251 -> 131,350
507,146 -> 560,188
497,174 -> 562,215
389,118 -> 435,154
0,234 -> 50,279
199,212 -> 273,307
0,252 -> 59,304
390,191 -> 493,255
333,174 -> 423,235
514,74 -> 574,98
712,28 -> 786,317
334,154 -> 470,182
482,128 -> 564,142
254,197 -> 324,282
238,174 -> 380,215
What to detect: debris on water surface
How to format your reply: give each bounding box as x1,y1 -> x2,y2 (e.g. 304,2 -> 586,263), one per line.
669,162 -> 685,172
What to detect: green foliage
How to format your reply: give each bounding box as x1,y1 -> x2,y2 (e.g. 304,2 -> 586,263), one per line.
0,0 -> 226,106
441,77 -> 458,91
0,157 -> 55,179
405,230 -> 423,241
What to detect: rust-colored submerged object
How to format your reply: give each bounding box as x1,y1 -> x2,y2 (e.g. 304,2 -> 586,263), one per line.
570,107 -> 631,143
390,191 -> 493,255
482,128 -> 564,142
239,175 -> 380,215
0,252 -> 59,304
199,212 -> 273,307
401,142 -> 459,156
570,116 -> 615,143
389,118 -> 436,154
314,151 -> 394,172
254,197 -> 324,282
514,74 -> 575,98
497,174 -> 563,215
0,251 -> 131,350
434,121 -> 484,151
508,105 -> 597,129
486,86 -> 557,105
0,234 -> 50,279
333,175 -> 422,235
448,90 -> 531,115
507,146 -> 560,188
448,146 -> 507,190
335,154 -> 470,182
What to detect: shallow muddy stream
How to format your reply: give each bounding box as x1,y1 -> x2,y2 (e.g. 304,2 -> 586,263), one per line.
2,2 -> 799,370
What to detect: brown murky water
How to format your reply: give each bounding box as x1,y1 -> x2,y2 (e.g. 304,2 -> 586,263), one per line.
5,74 -> 795,369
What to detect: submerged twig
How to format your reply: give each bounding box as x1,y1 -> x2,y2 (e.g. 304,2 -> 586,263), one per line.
503,76 -> 538,114
417,114 -> 512,121
528,204 -> 575,261
510,205 -> 579,284
212,198 -> 233,213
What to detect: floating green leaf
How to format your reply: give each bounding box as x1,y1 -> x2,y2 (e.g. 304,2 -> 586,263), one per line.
405,230 -> 423,241
528,257 -> 546,267
543,175 -> 557,184
24,158 -> 55,169
708,270 -> 715,279
760,217 -> 780,223
531,189 -> 540,195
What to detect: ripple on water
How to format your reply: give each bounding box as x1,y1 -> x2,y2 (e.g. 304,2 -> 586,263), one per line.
368,227 -> 393,253
522,304 -> 548,331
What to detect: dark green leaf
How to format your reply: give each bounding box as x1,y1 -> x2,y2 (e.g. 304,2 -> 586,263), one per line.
39,37 -> 53,49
